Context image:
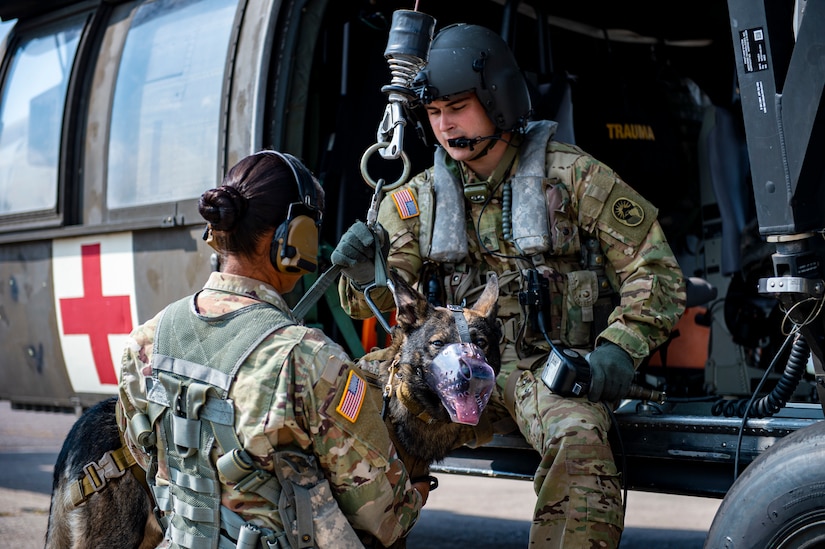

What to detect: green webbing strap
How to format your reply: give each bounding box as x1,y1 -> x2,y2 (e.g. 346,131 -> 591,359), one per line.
323,283 -> 365,357
69,445 -> 138,507
291,264 -> 368,357
372,233 -> 388,289
293,221 -> 389,323
293,484 -> 315,548
171,495 -> 214,522
447,305 -> 471,343
487,138 -> 521,188
292,264 -> 342,320
170,467 -> 215,493
169,524 -> 212,549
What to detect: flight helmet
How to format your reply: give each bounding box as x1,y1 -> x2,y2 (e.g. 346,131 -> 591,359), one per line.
414,23 -> 532,132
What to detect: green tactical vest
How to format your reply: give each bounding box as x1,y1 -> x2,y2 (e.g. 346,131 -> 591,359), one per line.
145,294 -> 294,549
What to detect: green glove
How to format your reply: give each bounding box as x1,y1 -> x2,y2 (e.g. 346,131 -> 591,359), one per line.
331,221 -> 388,288
586,341 -> 635,402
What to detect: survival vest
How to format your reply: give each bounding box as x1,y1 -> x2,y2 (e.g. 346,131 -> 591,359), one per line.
409,120 -> 615,351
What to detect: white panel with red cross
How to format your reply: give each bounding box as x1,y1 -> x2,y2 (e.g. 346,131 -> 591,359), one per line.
52,232 -> 139,394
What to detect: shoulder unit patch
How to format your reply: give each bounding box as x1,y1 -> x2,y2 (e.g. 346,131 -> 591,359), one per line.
336,369 -> 366,423
391,188 -> 419,219
611,197 -> 645,227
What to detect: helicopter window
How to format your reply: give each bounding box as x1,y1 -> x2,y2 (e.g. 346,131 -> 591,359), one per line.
0,16 -> 83,216
106,0 -> 238,210
0,19 -> 13,45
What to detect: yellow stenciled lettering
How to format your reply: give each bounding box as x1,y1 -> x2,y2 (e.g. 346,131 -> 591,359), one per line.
605,123 -> 656,141
606,123 -> 619,139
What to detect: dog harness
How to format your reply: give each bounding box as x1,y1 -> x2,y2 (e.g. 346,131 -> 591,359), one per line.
68,433 -> 140,507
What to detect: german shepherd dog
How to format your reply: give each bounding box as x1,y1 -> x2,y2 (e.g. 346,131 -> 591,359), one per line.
364,273 -> 500,471
45,395 -> 161,549
44,272 -> 500,549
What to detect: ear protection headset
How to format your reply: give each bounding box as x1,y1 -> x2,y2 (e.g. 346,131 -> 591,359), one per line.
260,150 -> 322,275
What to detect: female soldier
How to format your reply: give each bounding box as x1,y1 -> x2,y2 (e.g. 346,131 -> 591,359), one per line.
118,150 -> 427,549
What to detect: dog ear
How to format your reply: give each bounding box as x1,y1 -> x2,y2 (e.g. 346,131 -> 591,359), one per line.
391,271 -> 432,329
472,273 -> 500,324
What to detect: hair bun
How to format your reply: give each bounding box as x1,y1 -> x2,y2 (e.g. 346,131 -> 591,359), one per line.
198,184 -> 248,232
221,185 -> 248,218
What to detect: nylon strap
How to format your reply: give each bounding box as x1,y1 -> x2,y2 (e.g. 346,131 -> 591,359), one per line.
372,231 -> 388,290
292,264 -> 342,320
293,484 -> 315,548
487,139 -> 521,188
447,305 -> 471,343
69,444 -> 138,507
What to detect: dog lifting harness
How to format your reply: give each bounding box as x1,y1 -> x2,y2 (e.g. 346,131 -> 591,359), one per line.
69,428 -> 141,507
128,294 -> 361,549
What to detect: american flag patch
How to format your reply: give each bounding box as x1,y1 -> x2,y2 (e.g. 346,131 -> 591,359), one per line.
336,370 -> 366,422
391,189 -> 419,219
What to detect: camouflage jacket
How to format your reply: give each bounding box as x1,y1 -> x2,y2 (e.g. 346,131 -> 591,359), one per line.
119,271 -> 421,546
340,121 -> 686,367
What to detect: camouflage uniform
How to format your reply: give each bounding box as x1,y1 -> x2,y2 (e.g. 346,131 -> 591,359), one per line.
119,271 -> 422,547
339,122 -> 685,547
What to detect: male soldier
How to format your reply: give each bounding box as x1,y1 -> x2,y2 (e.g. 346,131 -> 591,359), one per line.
333,23 -> 685,547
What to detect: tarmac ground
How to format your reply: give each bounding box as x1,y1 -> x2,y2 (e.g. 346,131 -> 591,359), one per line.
0,400 -> 720,548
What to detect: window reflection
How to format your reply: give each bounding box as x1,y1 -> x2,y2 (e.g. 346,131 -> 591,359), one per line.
107,0 -> 238,210
0,18 -> 82,215
0,19 -> 14,44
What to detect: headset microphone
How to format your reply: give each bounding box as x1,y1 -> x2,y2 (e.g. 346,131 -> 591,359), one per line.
447,135 -> 499,150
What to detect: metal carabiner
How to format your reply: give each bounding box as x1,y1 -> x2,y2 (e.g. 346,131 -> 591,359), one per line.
362,277 -> 396,335
366,178 -> 385,231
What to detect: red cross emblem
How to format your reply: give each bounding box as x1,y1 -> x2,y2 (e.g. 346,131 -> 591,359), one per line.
58,243 -> 133,385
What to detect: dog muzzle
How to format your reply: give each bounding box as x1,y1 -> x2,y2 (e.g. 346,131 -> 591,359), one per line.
425,342 -> 496,425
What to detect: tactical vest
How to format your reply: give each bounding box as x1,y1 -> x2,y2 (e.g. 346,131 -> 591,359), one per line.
425,120 -> 558,265
414,120 -> 614,351
129,294 -> 364,549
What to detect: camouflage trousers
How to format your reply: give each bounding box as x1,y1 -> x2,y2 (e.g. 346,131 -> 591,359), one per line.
487,345 -> 624,548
